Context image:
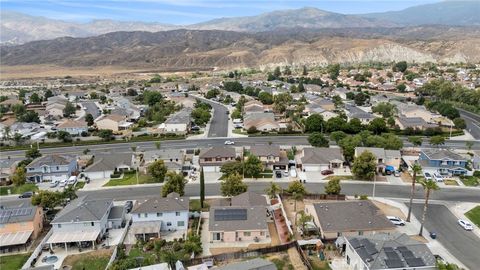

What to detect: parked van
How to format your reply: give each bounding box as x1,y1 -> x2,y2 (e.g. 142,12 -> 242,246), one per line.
290,168 -> 297,178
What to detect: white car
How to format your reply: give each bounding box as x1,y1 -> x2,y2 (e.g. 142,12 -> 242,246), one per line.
387,216 -> 406,226
458,219 -> 473,231
224,140 -> 235,145
433,173 -> 444,182
423,172 -> 432,181
49,180 -> 59,188
59,179 -> 67,188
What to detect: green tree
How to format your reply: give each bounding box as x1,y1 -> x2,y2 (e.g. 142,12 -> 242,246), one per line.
394,61 -> 408,73
330,131 -> 347,143
12,104 -> 26,116
44,89 -> 53,100
407,163 -> 422,222
220,161 -> 243,177
298,210 -> 313,233
31,190 -> 62,209
191,107 -> 211,126
63,101 -> 76,117
347,118 -> 363,134
57,131 -> 72,142
161,250 -> 181,269
305,114 -> 324,133
298,82 -> 305,92
147,160 -> 168,183
200,168 -> 205,208
368,118 -> 387,135
302,65 -> 308,76
85,113 -> 94,126
18,111 -> 40,123
286,181 -> 307,195
324,178 -> 341,195
408,136 -> 423,147
372,102 -> 396,118
142,90 -> 163,106
418,179 -> 440,236
161,171 -> 187,197
328,64 -> 340,80
308,132 -> 329,147
265,182 -> 281,199
97,129 -> 114,141
29,93 -> 41,103
396,83 -> 407,92
221,173 -> 247,197
354,92 -> 367,106
429,135 -> 445,147
89,91 -> 98,99
11,166 -> 26,186
26,146 -> 41,159
273,67 -> 282,78
466,141 -> 474,152
352,150 -> 377,180
244,154 -> 263,178
453,118 -> 466,129
258,92 -> 273,105
273,93 -> 292,113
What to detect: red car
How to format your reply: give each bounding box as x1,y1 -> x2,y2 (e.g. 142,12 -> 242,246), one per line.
321,169 -> 334,175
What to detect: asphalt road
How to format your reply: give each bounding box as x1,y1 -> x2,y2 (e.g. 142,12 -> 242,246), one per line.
195,97 -> 229,137
411,203 -> 480,270
458,109 -> 480,140
81,101 -> 101,119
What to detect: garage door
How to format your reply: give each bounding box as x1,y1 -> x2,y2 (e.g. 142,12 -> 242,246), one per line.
303,165 -> 328,172
202,166 -> 219,172
50,174 -> 67,182
85,171 -> 111,180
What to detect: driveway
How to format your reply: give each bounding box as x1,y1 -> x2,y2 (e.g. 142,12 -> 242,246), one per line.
411,203 -> 480,270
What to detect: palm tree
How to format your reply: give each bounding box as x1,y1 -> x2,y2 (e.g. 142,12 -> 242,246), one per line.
418,179 -> 440,236
265,182 -> 281,199
292,191 -> 304,213
407,163 -> 422,222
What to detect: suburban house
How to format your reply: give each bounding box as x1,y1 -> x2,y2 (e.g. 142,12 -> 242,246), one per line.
46,96 -> 68,118
355,147 -> 401,173
312,98 -> 335,111
199,147 -> 237,172
343,233 -> 436,270
243,100 -> 265,114
47,197 -> 122,251
130,192 -> 189,241
0,159 -> 18,185
249,145 -> 288,171
332,88 -> 349,100
25,154 -> 77,183
3,122 -> 43,139
299,147 -> 345,172
418,149 -> 468,176
209,192 -> 269,244
57,119 -> 88,135
304,105 -> 338,120
95,113 -> 133,132
346,106 -> 376,124
161,108 -> 192,135
395,116 -> 437,130
83,153 -> 135,180
138,149 -> 186,174
216,258 -> 276,270
305,201 -> 395,239
0,200 -> 44,253
243,112 -> 280,132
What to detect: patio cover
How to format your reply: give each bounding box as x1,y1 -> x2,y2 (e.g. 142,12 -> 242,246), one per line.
129,221 -> 161,235
0,230 -> 33,247
47,229 -> 101,244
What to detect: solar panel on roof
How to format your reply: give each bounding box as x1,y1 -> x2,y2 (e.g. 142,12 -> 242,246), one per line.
396,246 -> 409,252
383,247 -> 394,252
400,250 -> 415,259
405,257 -> 426,267
214,208 -> 247,221
385,259 -> 404,268
385,251 -> 400,260
350,238 -> 361,249
356,247 -> 373,262
364,242 -> 378,255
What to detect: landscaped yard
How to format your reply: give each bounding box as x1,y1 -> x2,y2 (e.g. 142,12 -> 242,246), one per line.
62,249 -> 112,270
324,175 -> 353,181
0,253 -> 31,270
465,206 -> 480,227
0,183 -> 38,196
103,172 -> 154,186
444,179 -> 459,186
460,176 -> 479,187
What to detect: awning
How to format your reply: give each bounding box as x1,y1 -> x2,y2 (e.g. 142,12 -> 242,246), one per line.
129,221 -> 161,235
0,230 -> 33,247
47,229 -> 101,244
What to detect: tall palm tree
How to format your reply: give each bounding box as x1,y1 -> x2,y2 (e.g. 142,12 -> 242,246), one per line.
418,179 -> 440,236
265,182 -> 281,199
407,163 -> 422,222
292,191 -> 304,213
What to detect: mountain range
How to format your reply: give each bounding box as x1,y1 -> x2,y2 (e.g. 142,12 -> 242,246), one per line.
1,1 -> 479,45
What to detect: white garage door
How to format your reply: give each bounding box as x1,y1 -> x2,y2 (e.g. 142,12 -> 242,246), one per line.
303,165 -> 328,172
202,166 -> 219,172
49,174 -> 67,182
85,171 -> 111,180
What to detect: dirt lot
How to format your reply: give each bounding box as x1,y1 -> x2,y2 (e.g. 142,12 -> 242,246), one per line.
373,201 -> 406,220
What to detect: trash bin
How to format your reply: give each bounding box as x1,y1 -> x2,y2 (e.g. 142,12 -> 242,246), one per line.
430,232 -> 437,239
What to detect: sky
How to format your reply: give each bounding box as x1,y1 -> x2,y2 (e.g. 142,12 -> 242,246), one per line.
0,0 -> 443,25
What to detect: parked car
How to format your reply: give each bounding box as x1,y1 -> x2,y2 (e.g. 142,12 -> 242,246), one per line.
275,171 -> 282,178
290,169 -> 297,178
125,201 -> 133,213
394,170 -> 401,177
283,170 -> 289,177
423,172 -> 432,181
387,216 -> 406,226
68,176 -> 77,185
458,219 -> 473,231
321,169 -> 334,175
59,179 -> 67,188
224,140 -> 235,145
19,191 -> 34,198
49,180 -> 59,188
433,173 -> 444,182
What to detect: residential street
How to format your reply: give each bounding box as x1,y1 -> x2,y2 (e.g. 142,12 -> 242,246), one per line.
458,108 -> 480,140
411,203 -> 480,270
194,96 -> 229,137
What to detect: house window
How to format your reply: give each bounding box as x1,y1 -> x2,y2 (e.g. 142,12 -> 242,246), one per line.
337,232 -> 342,237
91,222 -> 94,226
205,158 -> 212,162
167,222 -> 172,226
144,213 -> 148,218
176,212 -> 180,216
216,158 -> 222,162
137,214 -> 141,218
358,231 -> 363,236
177,221 -> 185,227
260,231 -> 265,236
58,224 -> 62,228
347,256 -> 350,265
244,232 -> 251,237
157,213 -> 162,217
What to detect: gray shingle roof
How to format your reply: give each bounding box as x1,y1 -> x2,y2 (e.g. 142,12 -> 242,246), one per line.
84,153 -> 133,172
301,148 -> 344,165
165,108 -> 192,125
249,145 -> 280,158
421,149 -> 465,161
216,258 -> 276,270
209,206 -> 268,232
346,233 -> 436,270
199,147 -> 236,159
231,192 -> 267,207
26,154 -> 75,168
312,201 -> 395,233
131,193 -> 189,214
52,197 -> 112,223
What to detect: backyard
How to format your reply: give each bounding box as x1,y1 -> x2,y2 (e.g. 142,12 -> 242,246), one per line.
465,206 -> 480,227
0,183 -> 38,196
103,172 -> 153,186
62,249 -> 112,270
0,253 -> 31,270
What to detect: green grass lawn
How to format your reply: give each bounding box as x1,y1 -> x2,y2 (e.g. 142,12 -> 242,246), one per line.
0,253 -> 31,270
460,176 -> 479,187
465,206 -> 480,227
63,251 -> 111,270
103,172 -> 154,186
444,179 -> 459,186
0,183 -> 38,196
74,181 -> 86,189
324,176 -> 354,181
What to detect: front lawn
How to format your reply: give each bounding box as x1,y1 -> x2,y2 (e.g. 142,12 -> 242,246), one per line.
324,176 -> 353,181
0,253 -> 31,270
460,176 -> 479,187
465,206 -> 480,227
0,183 -> 38,196
443,179 -> 459,186
103,172 -> 153,186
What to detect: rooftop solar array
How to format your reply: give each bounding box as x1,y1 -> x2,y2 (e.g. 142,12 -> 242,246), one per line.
214,208 -> 247,221
405,257 -> 426,267
0,208 -> 33,224
385,259 -> 404,268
